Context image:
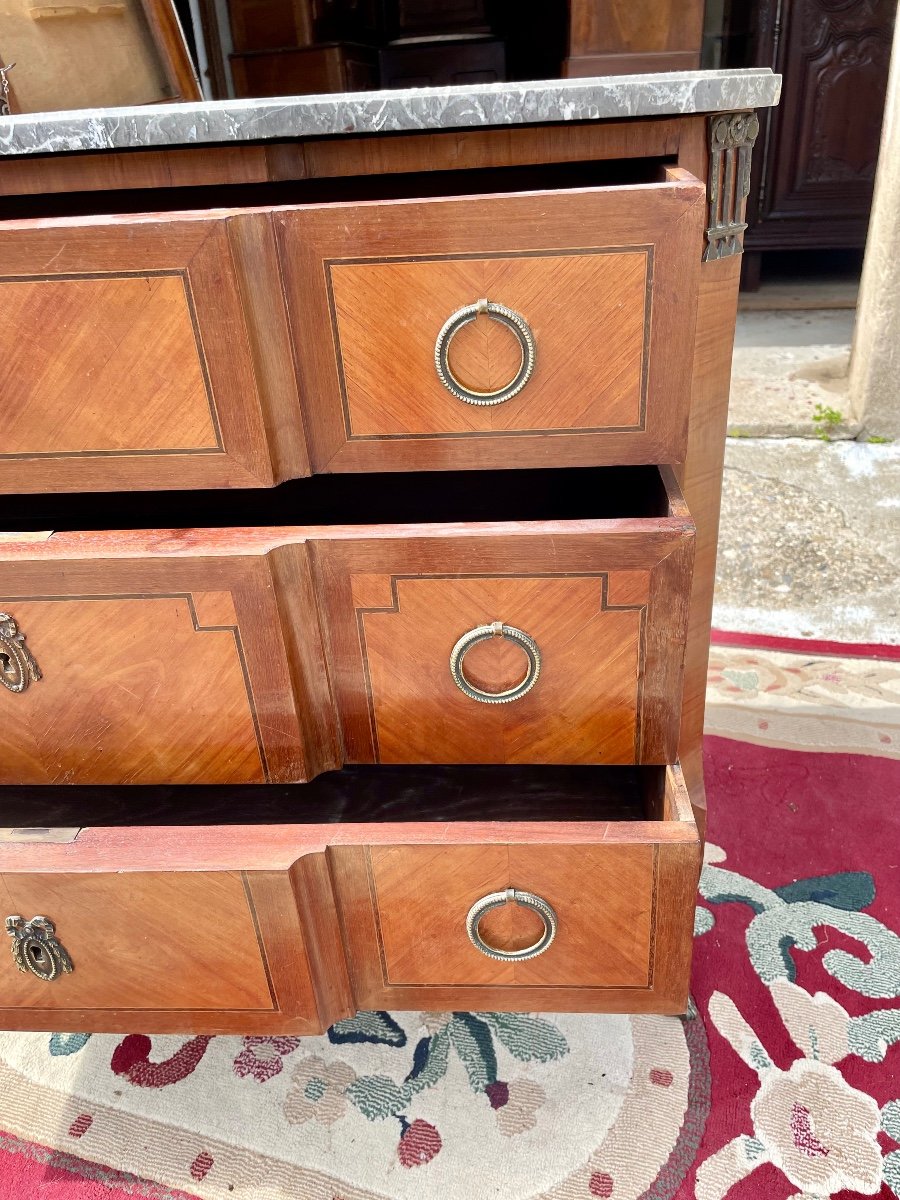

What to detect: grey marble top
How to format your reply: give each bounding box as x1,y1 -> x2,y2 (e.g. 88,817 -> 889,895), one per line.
0,69 -> 780,158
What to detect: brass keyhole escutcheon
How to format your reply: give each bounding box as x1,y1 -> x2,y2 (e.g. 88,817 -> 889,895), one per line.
6,916 -> 73,981
0,612 -> 42,693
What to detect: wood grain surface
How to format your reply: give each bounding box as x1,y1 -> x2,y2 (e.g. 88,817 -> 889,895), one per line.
0,120 -> 683,198
0,211 -> 306,493
277,175 -> 705,473
0,871 -> 274,1012
315,504 -> 694,767
0,471 -> 692,780
0,549 -> 323,785
0,766 -> 699,1028
330,762 -> 700,1014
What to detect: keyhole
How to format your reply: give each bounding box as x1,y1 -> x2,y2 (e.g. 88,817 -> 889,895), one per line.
29,945 -> 45,965
0,652 -> 12,679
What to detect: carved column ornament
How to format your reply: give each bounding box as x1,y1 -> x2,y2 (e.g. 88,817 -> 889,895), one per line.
704,112 -> 760,261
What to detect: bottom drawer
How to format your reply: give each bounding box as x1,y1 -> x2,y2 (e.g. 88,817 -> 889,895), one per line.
0,764 -> 700,1033
0,847 -> 333,1034
330,764 -> 700,1014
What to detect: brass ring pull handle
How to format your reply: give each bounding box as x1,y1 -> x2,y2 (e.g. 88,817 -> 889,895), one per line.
6,916 -> 73,981
466,888 -> 558,961
449,621 -> 541,704
434,298 -> 536,406
0,613 -> 41,694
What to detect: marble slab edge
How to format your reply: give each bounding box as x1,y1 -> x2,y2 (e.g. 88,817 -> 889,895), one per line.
0,68 -> 781,158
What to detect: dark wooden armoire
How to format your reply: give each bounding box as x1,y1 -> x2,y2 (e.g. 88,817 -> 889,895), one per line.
726,0 -> 896,286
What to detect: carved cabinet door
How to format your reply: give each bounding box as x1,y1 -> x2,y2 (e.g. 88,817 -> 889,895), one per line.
746,0 -> 896,250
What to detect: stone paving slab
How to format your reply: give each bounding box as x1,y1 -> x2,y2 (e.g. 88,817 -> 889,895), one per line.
714,439 -> 900,644
728,310 -> 859,439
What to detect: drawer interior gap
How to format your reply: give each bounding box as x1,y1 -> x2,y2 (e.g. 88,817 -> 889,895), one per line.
0,156 -> 674,222
0,763 -> 671,829
3,465 -> 680,533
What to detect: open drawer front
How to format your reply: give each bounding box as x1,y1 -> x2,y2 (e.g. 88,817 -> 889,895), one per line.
0,164 -> 704,494
0,763 -> 701,1032
0,466 -> 694,783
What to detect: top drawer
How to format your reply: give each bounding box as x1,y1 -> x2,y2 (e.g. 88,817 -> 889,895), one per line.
276,168 -> 704,475
0,170 -> 704,494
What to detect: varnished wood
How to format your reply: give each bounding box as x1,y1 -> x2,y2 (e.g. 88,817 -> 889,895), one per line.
0,860 -> 345,1034
0,871 -> 274,1012
0,172 -> 703,492
0,119 -> 683,199
230,44 -> 379,98
363,842 -> 655,986
675,116 -> 744,831
278,175 -> 705,474
741,0 -> 894,257
0,475 -> 692,780
329,763 -> 700,1014
0,765 -> 700,1029
0,109 -> 755,1022
0,548 -> 324,785
141,0 -> 202,103
0,211 -> 308,493
316,515 -> 694,766
564,0 -> 704,77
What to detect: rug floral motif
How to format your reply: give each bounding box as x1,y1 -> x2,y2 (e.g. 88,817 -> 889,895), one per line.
0,1004 -> 702,1198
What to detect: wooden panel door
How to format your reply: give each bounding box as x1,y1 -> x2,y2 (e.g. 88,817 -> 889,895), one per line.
276,173 -> 705,473
330,765 -> 701,1014
0,536 -> 336,784
315,504 -> 695,766
0,210 -> 306,493
744,0 -> 895,254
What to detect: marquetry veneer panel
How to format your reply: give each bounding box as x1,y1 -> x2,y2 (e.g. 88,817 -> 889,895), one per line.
277,170 -> 705,473
0,211 -> 306,493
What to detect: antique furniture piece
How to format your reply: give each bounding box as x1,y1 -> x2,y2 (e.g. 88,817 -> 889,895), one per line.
0,69 -> 780,1034
0,0 -> 200,113
563,0 -> 706,77
725,0 -> 896,286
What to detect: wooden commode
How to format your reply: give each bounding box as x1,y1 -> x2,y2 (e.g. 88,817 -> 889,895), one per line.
0,72 -> 781,1032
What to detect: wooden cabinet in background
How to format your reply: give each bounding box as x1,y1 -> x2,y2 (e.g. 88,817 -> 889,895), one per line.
230,43 -> 378,96
734,0 -> 896,281
563,0 -> 705,76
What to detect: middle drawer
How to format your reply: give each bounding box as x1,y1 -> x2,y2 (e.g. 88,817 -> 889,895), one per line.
0,467 -> 694,784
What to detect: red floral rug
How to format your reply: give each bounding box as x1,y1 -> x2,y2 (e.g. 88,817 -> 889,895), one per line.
1,632 -> 898,1199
